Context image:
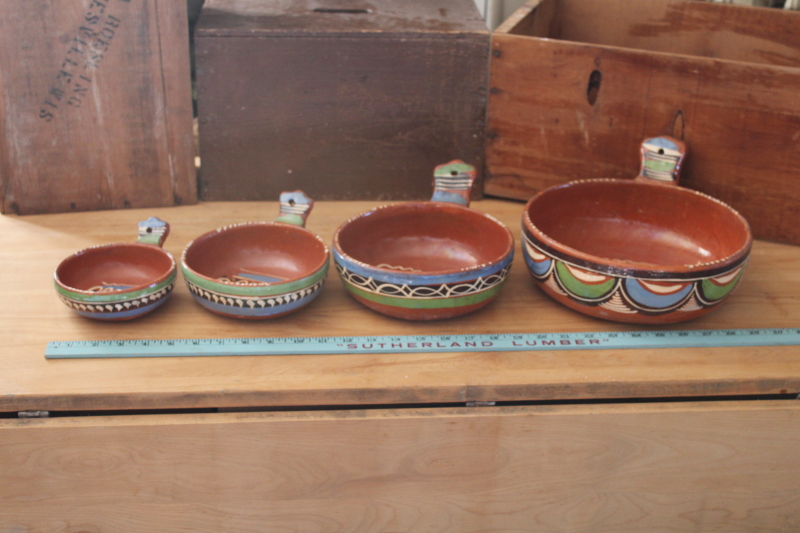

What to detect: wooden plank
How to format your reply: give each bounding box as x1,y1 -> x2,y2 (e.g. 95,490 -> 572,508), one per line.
2,401 -> 799,531
198,0 -> 489,35
195,0 -> 489,202
551,0 -> 800,67
0,0 -> 197,215
0,201 -> 799,412
486,0 -> 800,244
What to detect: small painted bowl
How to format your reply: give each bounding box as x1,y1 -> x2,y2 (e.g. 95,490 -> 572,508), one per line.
54,217 -> 176,320
181,192 -> 329,319
333,161 -> 515,320
522,136 -> 752,324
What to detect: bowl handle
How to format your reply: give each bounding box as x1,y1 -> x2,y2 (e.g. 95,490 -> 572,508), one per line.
137,217 -> 170,247
431,160 -> 476,206
635,136 -> 687,186
275,191 -> 314,227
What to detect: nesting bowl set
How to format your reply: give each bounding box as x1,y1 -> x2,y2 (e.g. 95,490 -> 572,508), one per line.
54,136 -> 753,325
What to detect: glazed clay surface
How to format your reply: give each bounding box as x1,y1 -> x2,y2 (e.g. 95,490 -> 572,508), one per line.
337,204 -> 511,273
57,245 -> 175,291
529,180 -> 750,269
184,224 -> 326,283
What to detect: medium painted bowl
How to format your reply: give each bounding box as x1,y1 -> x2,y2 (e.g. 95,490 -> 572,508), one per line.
54,217 -> 176,320
522,136 -> 752,324
333,161 -> 515,320
181,192 -> 329,319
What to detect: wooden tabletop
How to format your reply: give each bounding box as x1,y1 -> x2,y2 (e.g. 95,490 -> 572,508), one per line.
1,200 -> 799,412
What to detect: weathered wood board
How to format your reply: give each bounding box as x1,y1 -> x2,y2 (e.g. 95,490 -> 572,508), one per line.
0,0 -> 197,215
2,402 -> 800,532
486,0 -> 800,244
195,0 -> 489,202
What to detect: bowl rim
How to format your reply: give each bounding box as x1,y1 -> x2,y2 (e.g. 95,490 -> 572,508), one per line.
522,178 -> 753,278
332,201 -> 515,278
54,242 -> 176,296
181,221 -> 330,289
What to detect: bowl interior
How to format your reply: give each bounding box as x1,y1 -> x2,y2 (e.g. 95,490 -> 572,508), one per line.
56,244 -> 174,292
337,204 -> 512,273
526,181 -> 750,268
184,224 -> 327,283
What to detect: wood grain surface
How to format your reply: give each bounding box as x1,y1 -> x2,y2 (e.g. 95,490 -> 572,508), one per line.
1,200 -> 799,412
195,0 -> 489,202
0,0 -> 197,215
2,401 -> 799,532
485,0 -> 800,245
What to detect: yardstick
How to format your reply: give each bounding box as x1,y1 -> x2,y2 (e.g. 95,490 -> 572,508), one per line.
45,328 -> 800,359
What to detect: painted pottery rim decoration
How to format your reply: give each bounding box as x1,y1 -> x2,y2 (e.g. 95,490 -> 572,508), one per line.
333,202 -> 514,279
523,178 -> 753,279
55,242 -> 177,297
181,221 -> 330,289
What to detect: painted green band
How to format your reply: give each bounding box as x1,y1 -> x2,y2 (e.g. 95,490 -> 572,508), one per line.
181,261 -> 328,297
343,281 -> 504,309
701,270 -> 743,301
555,262 -> 616,299
644,159 -> 676,173
137,234 -> 163,245
55,270 -> 177,303
274,214 -> 305,227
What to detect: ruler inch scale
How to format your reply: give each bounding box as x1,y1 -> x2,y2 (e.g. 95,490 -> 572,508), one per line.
45,328 -> 800,359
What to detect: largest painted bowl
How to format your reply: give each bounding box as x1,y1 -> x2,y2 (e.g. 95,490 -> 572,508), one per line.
522,136 -> 752,324
333,161 -> 515,320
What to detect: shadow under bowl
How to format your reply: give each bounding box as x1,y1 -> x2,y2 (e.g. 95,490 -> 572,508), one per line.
54,243 -> 177,320
181,222 -> 329,319
522,179 -> 752,324
333,202 -> 515,320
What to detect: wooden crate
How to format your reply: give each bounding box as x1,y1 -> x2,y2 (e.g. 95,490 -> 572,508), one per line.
0,0 -> 197,215
485,0 -> 800,244
195,0 -> 489,202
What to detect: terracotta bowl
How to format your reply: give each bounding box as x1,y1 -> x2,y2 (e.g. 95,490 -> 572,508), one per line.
333,161 -> 515,320
181,192 -> 329,319
54,217 -> 176,320
522,136 -> 752,324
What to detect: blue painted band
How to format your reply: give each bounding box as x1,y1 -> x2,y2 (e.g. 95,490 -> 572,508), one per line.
623,279 -> 694,309
522,245 -> 552,276
644,137 -> 679,150
430,191 -> 468,205
332,248 -> 514,286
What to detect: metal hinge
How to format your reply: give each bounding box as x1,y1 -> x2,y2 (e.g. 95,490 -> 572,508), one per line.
18,411 -> 50,418
466,401 -> 496,407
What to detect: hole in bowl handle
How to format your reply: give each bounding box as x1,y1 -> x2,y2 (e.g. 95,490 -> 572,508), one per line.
137,217 -> 170,247
431,160 -> 476,207
636,136 -> 687,187
275,191 -> 314,227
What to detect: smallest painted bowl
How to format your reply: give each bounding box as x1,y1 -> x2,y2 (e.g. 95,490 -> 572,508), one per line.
54,218 -> 177,320
181,192 -> 329,319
